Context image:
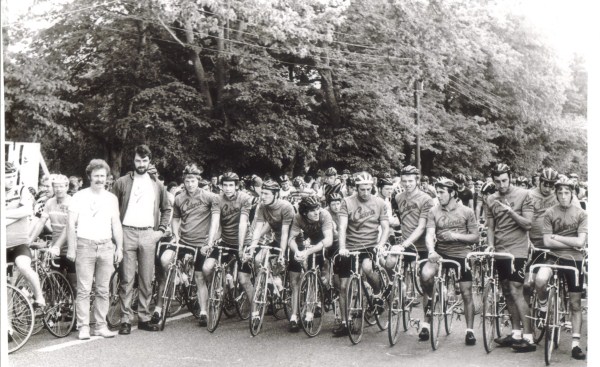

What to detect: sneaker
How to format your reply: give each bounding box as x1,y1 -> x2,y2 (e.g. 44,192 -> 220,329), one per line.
511,339 -> 536,352
289,318 -> 300,332
150,312 -> 161,325
332,323 -> 349,337
418,327 -> 430,341
465,331 -> 476,346
572,346 -> 586,360
198,314 -> 208,327
78,326 -> 91,340
92,328 -> 118,338
494,335 -> 519,347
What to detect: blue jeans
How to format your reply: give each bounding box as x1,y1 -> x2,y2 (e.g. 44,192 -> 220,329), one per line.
75,238 -> 114,330
119,227 -> 156,323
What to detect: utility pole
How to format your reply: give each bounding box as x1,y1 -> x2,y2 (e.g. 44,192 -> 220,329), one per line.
414,80 -> 423,172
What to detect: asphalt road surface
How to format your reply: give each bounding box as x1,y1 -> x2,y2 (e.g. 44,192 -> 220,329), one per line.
8,299 -> 588,367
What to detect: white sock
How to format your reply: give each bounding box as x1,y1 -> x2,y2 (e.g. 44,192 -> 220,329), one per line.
421,322 -> 430,330
290,314 -> 298,322
512,329 -> 522,339
523,333 -> 533,343
466,328 -> 474,334
572,334 -> 581,348
154,307 -> 162,315
200,311 -> 207,316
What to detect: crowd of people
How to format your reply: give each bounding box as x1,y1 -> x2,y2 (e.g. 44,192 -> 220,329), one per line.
4,144 -> 587,360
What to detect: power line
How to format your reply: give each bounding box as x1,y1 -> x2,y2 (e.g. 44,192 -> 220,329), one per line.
446,82 -> 499,112
448,78 -> 503,110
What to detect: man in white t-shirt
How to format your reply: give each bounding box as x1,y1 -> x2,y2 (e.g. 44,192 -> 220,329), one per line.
67,159 -> 123,340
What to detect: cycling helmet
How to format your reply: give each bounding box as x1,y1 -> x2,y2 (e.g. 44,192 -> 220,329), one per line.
342,169 -> 351,175
491,163 -> 511,176
454,173 -> 467,184
400,165 -> 419,176
324,182 -> 342,198
279,175 -> 290,183
568,173 -> 579,179
481,182 -> 497,195
5,161 -> 18,174
182,164 -> 203,177
516,176 -> 529,185
328,193 -> 343,203
421,175 -> 430,183
434,177 -> 458,191
377,177 -> 393,188
292,176 -> 305,188
554,177 -> 575,191
220,171 -> 240,184
49,174 -> 69,186
298,195 -> 321,216
325,167 -> 337,177
355,172 -> 373,185
262,179 -> 281,192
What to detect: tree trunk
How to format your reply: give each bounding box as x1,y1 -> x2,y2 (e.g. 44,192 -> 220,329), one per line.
184,19 -> 214,108
319,67 -> 342,127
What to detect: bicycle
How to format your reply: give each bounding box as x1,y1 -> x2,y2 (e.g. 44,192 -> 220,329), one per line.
344,249 -> 390,344
106,268 -> 149,329
207,243 -> 238,332
528,256 -> 579,365
383,248 -> 420,346
7,261 -> 36,354
158,241 -> 199,330
298,247 -> 326,337
417,257 -> 463,350
465,251 -> 514,353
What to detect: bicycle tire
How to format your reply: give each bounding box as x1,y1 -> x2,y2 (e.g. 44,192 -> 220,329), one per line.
375,269 -> 390,331
280,270 -> 292,321
184,276 -> 201,318
159,267 -> 176,331
347,276 -> 365,344
299,271 -> 324,337
7,285 -> 35,354
207,268 -> 225,332
444,271 -> 456,335
413,261 -> 424,296
14,275 -> 45,335
234,280 -> 251,320
250,270 -> 268,336
42,271 -> 76,337
402,266 -> 416,332
545,287 -> 557,365
530,291 -> 546,344
482,280 -> 497,353
430,281 -> 443,350
388,275 -> 402,346
106,270 -> 121,328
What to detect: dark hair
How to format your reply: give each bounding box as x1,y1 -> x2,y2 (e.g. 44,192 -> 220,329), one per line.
167,181 -> 178,191
134,145 -> 152,161
85,159 -> 110,179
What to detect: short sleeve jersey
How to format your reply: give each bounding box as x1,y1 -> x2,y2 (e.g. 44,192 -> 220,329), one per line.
395,190 -> 434,251
255,200 -> 295,244
427,201 -> 478,257
42,196 -> 72,254
218,191 -> 253,246
173,189 -> 220,246
340,195 -> 388,250
291,210 -> 333,248
486,186 -> 533,258
542,204 -> 587,261
528,187 -> 558,245
5,185 -> 33,248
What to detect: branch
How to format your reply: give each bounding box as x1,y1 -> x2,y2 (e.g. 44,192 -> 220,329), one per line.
156,14 -> 186,47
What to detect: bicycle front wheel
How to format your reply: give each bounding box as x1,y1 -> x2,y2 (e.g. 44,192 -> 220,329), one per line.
482,280 -> 497,353
444,272 -> 457,335
8,285 -> 35,354
207,268 -> 225,332
250,270 -> 268,336
234,279 -> 251,320
42,271 -> 76,337
375,269 -> 390,331
545,287 -> 558,366
430,282 -> 443,350
347,277 -> 365,344
299,271 -> 324,337
159,267 -> 176,331
106,269 -> 121,328
388,276 -> 402,346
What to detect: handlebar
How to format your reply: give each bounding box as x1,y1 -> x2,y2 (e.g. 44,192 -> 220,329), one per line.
465,251 -> 515,272
417,258 -> 462,276
382,250 -> 419,260
528,264 -> 579,286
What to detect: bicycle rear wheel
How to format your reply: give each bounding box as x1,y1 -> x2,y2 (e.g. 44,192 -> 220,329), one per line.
444,272 -> 457,335
250,271 -> 268,336
347,277 -> 365,344
14,275 -> 45,335
207,268 -> 225,332
8,285 -> 35,354
545,287 -> 558,366
42,271 -> 76,337
430,282 -> 443,350
280,270 -> 292,320
159,268 -> 176,331
106,270 -> 121,328
388,276 -> 402,346
482,280 -> 497,353
375,269 -> 390,331
299,271 -> 324,337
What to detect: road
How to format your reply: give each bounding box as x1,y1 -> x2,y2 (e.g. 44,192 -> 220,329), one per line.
8,301 -> 588,367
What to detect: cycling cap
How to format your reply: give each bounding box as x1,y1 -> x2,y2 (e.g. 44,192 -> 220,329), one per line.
279,175 -> 290,183
454,173 -> 467,184
220,172 -> 240,184
5,161 -> 18,174
554,177 -> 575,191
355,172 -> 373,185
434,177 -> 458,191
481,182 -> 497,195
292,176 -> 305,188
50,174 -> 69,185
491,163 -> 511,176
262,180 -> 281,192
183,164 -> 203,177
298,195 -> 321,216
400,165 -> 419,176
325,167 -> 337,177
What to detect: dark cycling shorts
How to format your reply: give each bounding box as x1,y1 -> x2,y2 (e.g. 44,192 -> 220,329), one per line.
6,244 -> 32,263
336,247 -> 377,278
214,242 -> 252,274
325,241 -> 339,260
543,257 -> 584,293
436,253 -> 472,282
497,257 -> 527,283
157,241 -> 201,271
51,255 -> 76,274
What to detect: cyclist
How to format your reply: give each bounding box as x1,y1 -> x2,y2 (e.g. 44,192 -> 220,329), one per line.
279,175 -> 293,200
326,193 -> 343,299
288,176 -> 315,208
27,174 -> 77,292
156,164 -> 220,328
423,178 -> 480,345
387,165 -> 434,341
322,167 -> 341,203
534,177 -> 587,360
516,176 -> 530,189
531,173 -> 540,188
334,172 -> 390,337
247,180 -> 295,329
377,176 -> 400,232
478,181 -> 497,225
287,196 -> 334,328
485,163 -> 536,352
455,173 -> 474,210
5,162 -> 46,308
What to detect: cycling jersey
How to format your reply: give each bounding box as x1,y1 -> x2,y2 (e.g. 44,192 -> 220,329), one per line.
5,185 -> 33,248
291,209 -> 333,247
218,191 -> 253,246
395,189 -> 434,251
41,196 -> 72,255
528,187 -> 557,245
255,199 -> 295,244
542,204 -> 587,261
173,189 -> 220,246
339,195 -> 388,250
427,200 -> 478,258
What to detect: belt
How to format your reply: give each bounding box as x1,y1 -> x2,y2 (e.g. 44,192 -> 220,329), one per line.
77,238 -> 112,245
123,225 -> 153,230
